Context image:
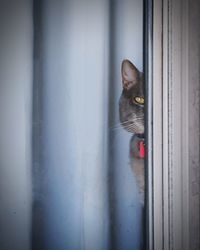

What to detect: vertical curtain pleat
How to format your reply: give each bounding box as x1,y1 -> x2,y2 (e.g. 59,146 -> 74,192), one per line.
36,0 -> 110,249
0,1 -> 32,249
108,1 -> 143,249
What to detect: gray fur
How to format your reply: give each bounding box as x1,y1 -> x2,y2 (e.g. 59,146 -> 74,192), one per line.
119,59 -> 145,204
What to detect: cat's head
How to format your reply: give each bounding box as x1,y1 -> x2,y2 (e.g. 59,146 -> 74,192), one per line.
119,59 -> 144,135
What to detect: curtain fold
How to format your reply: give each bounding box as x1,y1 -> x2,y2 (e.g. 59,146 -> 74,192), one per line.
33,0 -> 144,249
0,1 -> 33,250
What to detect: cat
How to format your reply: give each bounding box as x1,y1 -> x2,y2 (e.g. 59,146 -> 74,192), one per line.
119,59 -> 145,204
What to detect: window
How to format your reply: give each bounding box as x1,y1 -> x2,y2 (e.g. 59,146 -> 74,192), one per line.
0,0 -> 199,249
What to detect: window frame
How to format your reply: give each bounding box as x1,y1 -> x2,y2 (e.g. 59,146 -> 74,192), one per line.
145,0 -> 199,249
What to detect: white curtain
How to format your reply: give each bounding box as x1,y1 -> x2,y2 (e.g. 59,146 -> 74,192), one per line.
0,0 -> 143,249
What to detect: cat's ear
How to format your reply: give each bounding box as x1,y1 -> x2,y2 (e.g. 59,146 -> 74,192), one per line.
121,59 -> 139,90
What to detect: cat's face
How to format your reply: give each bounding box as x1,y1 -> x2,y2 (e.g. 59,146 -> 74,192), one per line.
119,60 -> 144,135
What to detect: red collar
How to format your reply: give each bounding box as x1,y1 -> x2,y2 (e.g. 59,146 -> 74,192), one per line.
130,134 -> 145,159
136,134 -> 145,158
139,140 -> 145,158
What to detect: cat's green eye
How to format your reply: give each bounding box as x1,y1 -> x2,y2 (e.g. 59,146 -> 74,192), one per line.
134,96 -> 145,105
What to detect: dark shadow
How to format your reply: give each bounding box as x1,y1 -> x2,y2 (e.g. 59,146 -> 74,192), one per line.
31,1 -> 45,249
143,0 -> 153,249
108,0 -> 117,249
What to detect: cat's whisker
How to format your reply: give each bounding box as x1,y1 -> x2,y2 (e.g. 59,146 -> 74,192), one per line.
110,119 -> 144,131
124,125 -> 135,130
110,125 -> 125,129
120,121 -> 132,124
113,122 -> 134,129
123,125 -> 134,130
133,116 -> 143,120
109,113 -> 144,131
110,124 -> 133,131
110,125 -> 129,130
110,121 -> 130,129
111,116 -> 144,127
